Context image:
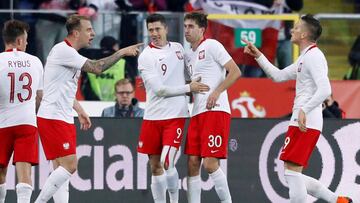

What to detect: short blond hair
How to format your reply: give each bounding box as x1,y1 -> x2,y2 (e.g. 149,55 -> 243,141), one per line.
115,78 -> 134,91
66,14 -> 90,34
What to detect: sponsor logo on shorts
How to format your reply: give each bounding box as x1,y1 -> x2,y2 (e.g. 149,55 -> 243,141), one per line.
210,149 -> 219,154
63,143 -> 70,150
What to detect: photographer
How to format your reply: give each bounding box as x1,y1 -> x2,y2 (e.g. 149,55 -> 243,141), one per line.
101,78 -> 144,118
322,94 -> 344,118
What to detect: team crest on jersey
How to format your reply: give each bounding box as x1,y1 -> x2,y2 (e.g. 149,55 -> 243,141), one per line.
175,51 -> 183,60
138,141 -> 143,148
298,62 -> 303,72
198,50 -> 205,60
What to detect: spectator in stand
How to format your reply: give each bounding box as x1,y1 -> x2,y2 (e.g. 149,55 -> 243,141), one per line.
32,0 -> 86,63
322,94 -> 344,118
101,78 -> 144,118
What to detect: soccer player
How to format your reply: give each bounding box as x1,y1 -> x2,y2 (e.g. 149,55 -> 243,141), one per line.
35,15 -> 142,203
183,12 -> 241,203
243,14 -> 352,203
0,19 -> 43,203
137,13 -> 210,203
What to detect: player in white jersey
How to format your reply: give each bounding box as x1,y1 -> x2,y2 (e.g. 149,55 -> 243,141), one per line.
35,15 -> 142,203
183,12 -> 241,203
0,19 -> 43,203
137,13 -> 210,203
243,14 -> 352,203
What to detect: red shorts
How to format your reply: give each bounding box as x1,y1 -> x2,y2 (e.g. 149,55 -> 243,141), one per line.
280,126 -> 320,168
185,111 -> 230,158
137,118 -> 185,155
37,117 -> 76,160
0,125 -> 39,167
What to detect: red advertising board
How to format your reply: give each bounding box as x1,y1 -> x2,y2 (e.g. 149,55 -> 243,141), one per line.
134,78 -> 360,118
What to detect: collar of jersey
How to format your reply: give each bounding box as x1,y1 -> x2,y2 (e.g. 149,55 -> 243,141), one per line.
301,43 -> 317,55
5,48 -> 18,52
64,39 -> 73,47
191,37 -> 207,52
149,42 -> 170,49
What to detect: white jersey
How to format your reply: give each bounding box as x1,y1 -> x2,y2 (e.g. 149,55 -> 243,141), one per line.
0,49 -> 43,128
138,42 -> 189,120
256,44 -> 331,131
185,39 -> 232,116
37,41 -> 87,124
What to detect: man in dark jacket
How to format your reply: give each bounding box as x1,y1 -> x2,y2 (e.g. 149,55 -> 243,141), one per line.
101,78 -> 144,117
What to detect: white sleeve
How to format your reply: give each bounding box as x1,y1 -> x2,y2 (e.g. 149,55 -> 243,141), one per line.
301,55 -> 332,114
210,40 -> 232,66
36,58 -> 44,91
138,53 -> 190,97
184,52 -> 191,82
58,46 -> 88,70
256,54 -> 297,82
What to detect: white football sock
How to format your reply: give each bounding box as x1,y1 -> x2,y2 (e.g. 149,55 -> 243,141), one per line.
209,168 -> 232,203
16,183 -> 33,203
151,174 -> 166,203
165,168 -> 179,203
187,175 -> 201,203
53,179 -> 69,203
0,183 -> 6,203
284,169 -> 307,203
301,174 -> 337,202
35,166 -> 72,203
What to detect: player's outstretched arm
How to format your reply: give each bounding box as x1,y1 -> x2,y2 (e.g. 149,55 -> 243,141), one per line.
242,39 -> 296,82
73,99 -> 91,130
146,76 -> 209,97
242,39 -> 262,58
81,43 -> 144,75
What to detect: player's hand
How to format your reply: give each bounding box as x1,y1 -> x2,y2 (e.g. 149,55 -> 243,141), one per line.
242,39 -> 262,58
78,112 -> 92,130
298,109 -> 307,132
120,43 -> 144,57
189,76 -> 210,94
206,90 -> 220,110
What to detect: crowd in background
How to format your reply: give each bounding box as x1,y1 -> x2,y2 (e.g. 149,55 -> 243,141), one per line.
0,0 -> 354,118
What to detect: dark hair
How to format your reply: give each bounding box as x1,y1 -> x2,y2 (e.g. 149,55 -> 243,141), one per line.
301,14 -> 322,42
184,11 -> 208,29
66,14 -> 90,34
100,36 -> 118,50
146,13 -> 167,27
2,19 -> 29,44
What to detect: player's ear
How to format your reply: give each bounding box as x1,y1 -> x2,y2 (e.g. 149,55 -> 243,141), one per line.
73,29 -> 80,38
16,36 -> 23,47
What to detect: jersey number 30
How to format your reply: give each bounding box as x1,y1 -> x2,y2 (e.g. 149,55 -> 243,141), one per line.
8,72 -> 32,103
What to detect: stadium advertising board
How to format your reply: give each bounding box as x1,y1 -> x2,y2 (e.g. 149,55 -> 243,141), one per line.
4,119 -> 360,202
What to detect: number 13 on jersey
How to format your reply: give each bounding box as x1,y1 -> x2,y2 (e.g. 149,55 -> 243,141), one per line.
7,72 -> 32,103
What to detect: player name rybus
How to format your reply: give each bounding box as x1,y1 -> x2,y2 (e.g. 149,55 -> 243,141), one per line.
8,60 -> 31,68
